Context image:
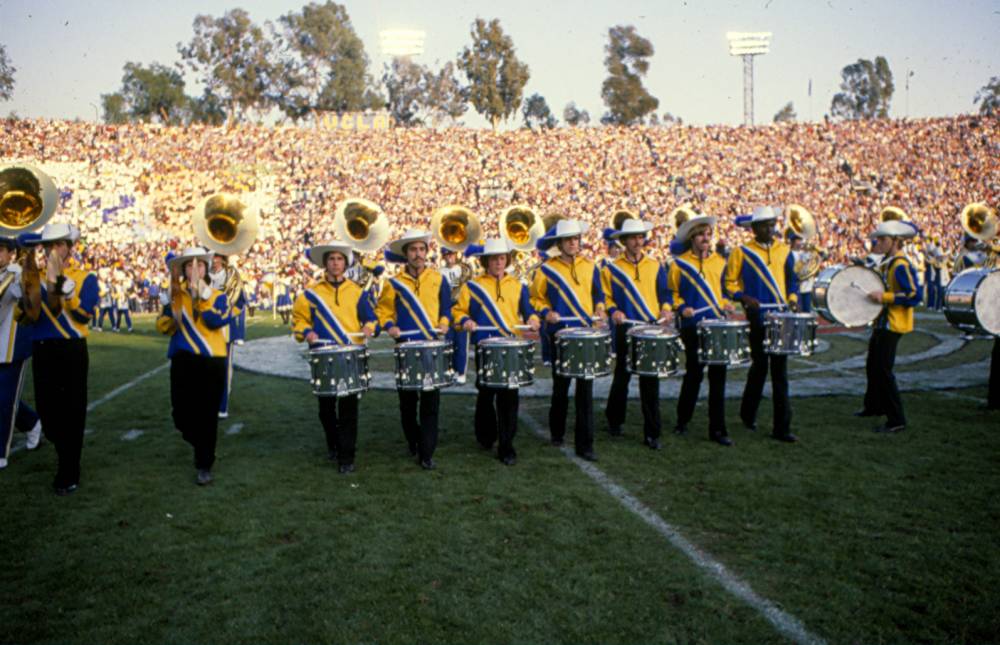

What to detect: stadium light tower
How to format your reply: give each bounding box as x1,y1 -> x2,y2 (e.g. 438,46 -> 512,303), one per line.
727,32 -> 771,126
380,29 -> 426,58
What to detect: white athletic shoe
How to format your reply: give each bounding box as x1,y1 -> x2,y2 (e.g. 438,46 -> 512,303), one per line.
218,411 -> 229,419
235,339 -> 245,346
25,420 -> 42,450
0,458 -> 7,469
455,374 -> 467,385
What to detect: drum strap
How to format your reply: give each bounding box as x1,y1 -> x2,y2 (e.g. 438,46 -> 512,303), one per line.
388,278 -> 436,340
672,258 -> 723,318
740,245 -> 787,305
606,262 -> 657,323
540,263 -> 590,325
304,289 -> 352,345
466,280 -> 514,336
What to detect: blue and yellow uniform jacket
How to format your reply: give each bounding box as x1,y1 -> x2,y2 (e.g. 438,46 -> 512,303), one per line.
0,278 -> 32,363
724,239 -> 799,323
529,255 -> 606,330
35,259 -> 99,341
292,278 -> 378,346
452,273 -> 539,345
375,267 -> 451,340
601,254 -> 672,324
877,251 -> 921,334
156,283 -> 230,358
668,250 -> 732,329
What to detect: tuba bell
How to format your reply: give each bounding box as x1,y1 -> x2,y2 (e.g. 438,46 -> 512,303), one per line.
609,208 -> 638,232
785,204 -> 818,241
334,198 -> 389,252
669,204 -> 698,231
500,205 -> 545,251
194,193 -> 259,305
960,202 -> 997,243
431,204 -> 481,252
0,163 -> 58,236
880,206 -> 910,223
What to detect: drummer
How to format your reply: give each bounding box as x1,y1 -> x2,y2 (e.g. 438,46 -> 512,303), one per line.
724,206 -> 800,442
669,214 -> 736,446
452,239 -> 540,465
292,241 -> 378,474
530,219 -> 608,461
601,218 -> 674,450
856,219 -> 921,433
375,229 -> 452,470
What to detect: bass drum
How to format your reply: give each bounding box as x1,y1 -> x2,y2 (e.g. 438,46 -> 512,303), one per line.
943,269 -> 1000,337
812,264 -> 884,328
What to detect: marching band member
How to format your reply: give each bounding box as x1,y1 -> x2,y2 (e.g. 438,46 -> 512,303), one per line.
952,234 -> 986,274
293,241 -> 378,474
275,276 -> 293,325
156,247 -> 229,485
112,277 -> 133,332
209,253 -> 246,418
0,236 -> 42,470
856,220 -> 922,433
601,218 -> 673,449
989,337 -> 999,412
452,239 -> 540,465
725,207 -> 800,443
669,215 -> 735,446
32,223 -> 99,495
96,269 -> 114,331
376,229 -> 452,470
530,219 -> 607,461
440,247 -> 471,384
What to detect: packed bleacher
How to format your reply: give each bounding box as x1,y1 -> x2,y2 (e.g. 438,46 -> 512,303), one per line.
2,115 -> 997,304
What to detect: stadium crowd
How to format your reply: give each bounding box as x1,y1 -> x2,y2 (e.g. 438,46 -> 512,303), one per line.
2,114 -> 997,306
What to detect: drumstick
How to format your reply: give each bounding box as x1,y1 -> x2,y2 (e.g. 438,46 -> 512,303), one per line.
758,303 -> 786,310
471,325 -> 534,332
399,329 -> 436,337
849,281 -> 869,293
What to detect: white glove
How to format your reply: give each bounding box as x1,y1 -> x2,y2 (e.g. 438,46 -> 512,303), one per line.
60,278 -> 76,297
5,263 -> 22,277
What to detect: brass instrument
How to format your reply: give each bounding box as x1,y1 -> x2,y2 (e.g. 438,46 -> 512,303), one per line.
194,193 -> 259,305
0,164 -> 57,301
334,198 -> 389,252
500,205 -> 545,251
880,206 -> 910,222
609,208 -> 638,232
783,205 -> 823,281
960,202 -> 998,270
669,204 -> 698,231
431,204 -> 481,252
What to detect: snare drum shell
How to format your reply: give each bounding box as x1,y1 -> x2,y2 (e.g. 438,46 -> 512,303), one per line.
394,340 -> 456,391
553,328 -> 613,379
308,345 -> 371,398
626,326 -> 683,378
763,312 -> 818,356
477,337 -> 536,389
696,320 -> 751,367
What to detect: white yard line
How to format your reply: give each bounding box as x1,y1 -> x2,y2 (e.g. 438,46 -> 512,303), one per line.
225,423 -> 244,435
519,411 -> 827,645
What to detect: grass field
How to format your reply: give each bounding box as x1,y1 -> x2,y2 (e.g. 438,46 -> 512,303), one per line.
2,313 -> 998,644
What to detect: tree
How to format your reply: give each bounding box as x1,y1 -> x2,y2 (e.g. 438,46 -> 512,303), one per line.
600,25 -> 658,125
522,93 -> 556,130
974,76 -> 1000,117
102,62 -> 188,124
662,112 -> 682,126
457,18 -> 530,129
773,101 -> 797,123
177,8 -> 276,123
101,93 -> 128,124
274,1 -> 382,120
830,56 -> 894,120
188,90 -> 227,125
382,58 -> 426,126
563,102 -> 590,126
0,44 -> 14,102
423,61 -> 467,127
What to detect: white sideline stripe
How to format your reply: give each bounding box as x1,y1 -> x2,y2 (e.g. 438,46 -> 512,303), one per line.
121,429 -> 144,441
9,363 -> 168,456
226,423 -> 244,435
520,411 -> 827,645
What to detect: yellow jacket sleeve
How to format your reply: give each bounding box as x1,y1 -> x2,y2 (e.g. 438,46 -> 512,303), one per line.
156,308 -> 177,335
725,247 -> 745,301
529,268 -> 550,317
375,279 -> 397,329
292,293 -> 312,342
601,266 -> 616,312
451,283 -> 472,329
667,262 -> 685,311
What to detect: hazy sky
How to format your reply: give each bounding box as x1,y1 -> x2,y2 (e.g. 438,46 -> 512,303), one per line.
1,0 -> 998,127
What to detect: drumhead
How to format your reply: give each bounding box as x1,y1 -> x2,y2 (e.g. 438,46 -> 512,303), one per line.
479,336 -> 533,348
627,325 -> 677,339
555,327 -> 609,339
310,344 -> 363,355
398,339 -> 449,349
697,319 -> 748,330
975,270 -> 1000,335
821,265 -> 883,327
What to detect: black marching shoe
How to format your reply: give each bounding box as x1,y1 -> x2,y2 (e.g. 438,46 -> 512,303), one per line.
577,451 -> 598,462
772,432 -> 798,443
550,437 -> 564,447
196,469 -> 214,486
338,463 -> 355,474
420,458 -> 436,470
407,442 -> 418,457
710,434 -> 734,447
54,483 -> 79,496
327,450 -> 338,462
853,409 -> 880,418
742,419 -> 758,432
673,424 -> 689,436
501,455 -> 517,466
643,436 -> 662,451
607,425 -> 624,437
873,423 -> 905,434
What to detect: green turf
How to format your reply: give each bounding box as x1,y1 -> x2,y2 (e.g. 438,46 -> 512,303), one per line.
2,315 -> 997,644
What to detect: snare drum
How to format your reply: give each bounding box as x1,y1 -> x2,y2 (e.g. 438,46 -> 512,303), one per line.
553,328 -> 613,379
477,337 -> 535,388
697,319 -> 751,367
626,325 -> 683,378
394,340 -> 455,391
307,344 -> 371,397
764,312 -> 818,356
943,269 -> 1000,337
812,264 -> 885,328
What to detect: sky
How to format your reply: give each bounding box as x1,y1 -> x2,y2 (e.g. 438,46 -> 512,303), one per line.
1,0 -> 998,128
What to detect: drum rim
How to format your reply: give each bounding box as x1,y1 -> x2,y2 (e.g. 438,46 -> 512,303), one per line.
697,319 -> 749,328
554,327 -> 609,338
627,325 -> 678,338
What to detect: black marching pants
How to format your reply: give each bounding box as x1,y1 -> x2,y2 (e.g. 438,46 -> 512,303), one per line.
604,324 -> 662,439
398,389 -> 440,462
739,320 -> 792,436
863,329 -> 905,427
319,394 -> 359,465
33,339 -> 89,488
988,338 -> 999,410
676,326 -> 728,437
170,352 -> 227,471
550,373 -> 595,455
